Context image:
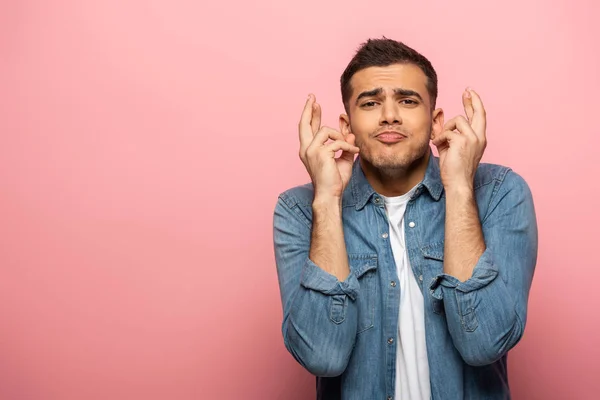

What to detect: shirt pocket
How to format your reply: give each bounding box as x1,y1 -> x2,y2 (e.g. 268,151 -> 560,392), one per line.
348,253 -> 378,334
421,241 -> 445,315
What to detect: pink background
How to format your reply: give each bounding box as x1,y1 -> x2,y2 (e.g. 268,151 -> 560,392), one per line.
1,1 -> 598,399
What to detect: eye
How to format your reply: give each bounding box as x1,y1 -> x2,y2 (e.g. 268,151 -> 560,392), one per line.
361,101 -> 378,108
401,99 -> 418,105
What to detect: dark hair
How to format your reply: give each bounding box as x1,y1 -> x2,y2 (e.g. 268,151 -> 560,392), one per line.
341,38 -> 438,112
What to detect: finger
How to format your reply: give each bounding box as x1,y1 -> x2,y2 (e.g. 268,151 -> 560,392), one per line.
462,89 -> 474,123
310,102 -> 321,135
312,126 -> 345,146
431,130 -> 462,148
339,150 -> 358,163
299,94 -> 316,148
443,116 -> 476,140
467,89 -> 487,140
324,139 -> 360,154
339,134 -> 358,162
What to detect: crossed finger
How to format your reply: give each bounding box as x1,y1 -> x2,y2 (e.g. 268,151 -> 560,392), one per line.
463,88 -> 486,141
299,94 -> 317,150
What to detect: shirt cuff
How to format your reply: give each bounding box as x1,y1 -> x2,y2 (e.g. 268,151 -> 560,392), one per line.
300,258 -> 359,300
430,248 -> 499,295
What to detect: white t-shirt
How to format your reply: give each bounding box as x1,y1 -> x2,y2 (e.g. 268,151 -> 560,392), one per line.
381,187 -> 431,400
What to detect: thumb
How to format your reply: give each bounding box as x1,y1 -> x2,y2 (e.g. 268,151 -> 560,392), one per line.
339,134 -> 358,162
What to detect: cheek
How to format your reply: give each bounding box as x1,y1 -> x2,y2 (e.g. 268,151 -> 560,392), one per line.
408,113 -> 433,133
350,113 -> 378,134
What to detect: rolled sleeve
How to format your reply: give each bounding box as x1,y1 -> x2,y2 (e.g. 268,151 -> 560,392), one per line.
431,248 -> 498,294
430,248 -> 513,339
301,258 -> 360,300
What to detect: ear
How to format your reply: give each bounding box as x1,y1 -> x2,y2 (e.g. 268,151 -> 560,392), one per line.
339,113 -> 351,136
430,108 -> 444,140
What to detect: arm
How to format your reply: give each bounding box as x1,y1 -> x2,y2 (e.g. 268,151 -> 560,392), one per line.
310,197 -> 350,282
272,94 -> 361,376
273,195 -> 358,377
432,171 -> 538,366
443,185 -> 486,282
432,89 -> 538,365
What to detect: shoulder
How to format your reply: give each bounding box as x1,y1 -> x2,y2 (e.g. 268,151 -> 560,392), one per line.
278,182 -> 315,209
474,162 -> 530,193
473,163 -> 534,224
474,162 -> 510,189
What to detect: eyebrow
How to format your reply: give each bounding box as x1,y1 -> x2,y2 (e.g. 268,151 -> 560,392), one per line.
355,87 -> 424,105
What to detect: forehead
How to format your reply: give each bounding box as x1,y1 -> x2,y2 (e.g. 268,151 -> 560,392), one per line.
350,63 -> 428,97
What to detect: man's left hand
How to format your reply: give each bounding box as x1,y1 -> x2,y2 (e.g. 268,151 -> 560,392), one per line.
432,88 -> 487,190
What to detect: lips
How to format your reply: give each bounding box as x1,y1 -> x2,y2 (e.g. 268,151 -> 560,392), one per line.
375,131 -> 407,144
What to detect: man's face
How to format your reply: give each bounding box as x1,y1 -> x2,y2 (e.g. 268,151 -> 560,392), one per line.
340,63 -> 443,172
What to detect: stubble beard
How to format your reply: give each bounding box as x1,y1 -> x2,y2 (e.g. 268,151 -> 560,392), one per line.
355,125 -> 432,179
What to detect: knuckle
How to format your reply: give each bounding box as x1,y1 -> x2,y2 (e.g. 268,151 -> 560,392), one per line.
328,141 -> 340,150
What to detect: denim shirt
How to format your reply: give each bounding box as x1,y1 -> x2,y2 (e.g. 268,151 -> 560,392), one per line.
273,152 -> 538,400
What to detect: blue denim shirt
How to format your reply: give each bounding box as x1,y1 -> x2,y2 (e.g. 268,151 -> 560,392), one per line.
273,152 -> 538,400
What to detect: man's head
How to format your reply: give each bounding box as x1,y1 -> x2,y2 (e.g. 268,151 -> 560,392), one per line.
339,38 -> 444,177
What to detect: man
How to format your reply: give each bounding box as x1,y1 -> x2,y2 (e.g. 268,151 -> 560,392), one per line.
273,38 -> 538,399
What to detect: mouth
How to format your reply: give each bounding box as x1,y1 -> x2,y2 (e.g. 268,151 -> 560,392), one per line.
374,131 -> 407,144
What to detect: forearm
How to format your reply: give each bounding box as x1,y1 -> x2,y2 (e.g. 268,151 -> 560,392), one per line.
274,196 -> 358,376
441,186 -> 522,365
310,196 -> 350,282
433,172 -> 538,366
444,185 -> 486,282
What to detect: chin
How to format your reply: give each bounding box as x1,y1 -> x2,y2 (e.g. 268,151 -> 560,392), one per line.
364,150 -> 428,171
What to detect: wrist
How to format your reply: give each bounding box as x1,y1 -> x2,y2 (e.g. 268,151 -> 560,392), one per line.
444,182 -> 474,198
312,194 -> 342,213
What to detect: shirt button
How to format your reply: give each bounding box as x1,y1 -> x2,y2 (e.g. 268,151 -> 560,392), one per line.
390,281 -> 396,287
388,397 -> 393,400
408,221 -> 416,228
419,275 -> 423,281
381,233 -> 389,239
387,337 -> 394,344
374,197 -> 381,203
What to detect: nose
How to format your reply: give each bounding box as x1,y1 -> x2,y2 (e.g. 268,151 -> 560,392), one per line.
379,99 -> 402,126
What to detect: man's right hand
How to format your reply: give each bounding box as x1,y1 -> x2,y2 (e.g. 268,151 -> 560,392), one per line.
298,94 -> 360,202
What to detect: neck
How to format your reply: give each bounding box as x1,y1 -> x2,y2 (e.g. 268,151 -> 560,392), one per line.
360,151 -> 429,197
